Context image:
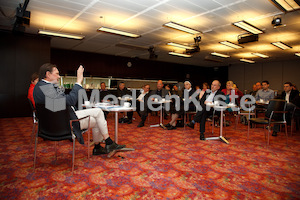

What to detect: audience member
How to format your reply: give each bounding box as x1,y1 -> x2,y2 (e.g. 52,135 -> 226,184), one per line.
99,82 -> 111,119
164,81 -> 194,130
232,84 -> 244,105
249,84 -> 257,96
256,82 -> 262,91
273,82 -> 299,136
255,80 -> 274,102
199,82 -> 209,100
150,80 -> 169,98
186,80 -> 225,140
137,84 -> 151,127
117,82 -> 133,124
28,72 -> 39,108
99,82 -> 111,102
33,63 -> 125,155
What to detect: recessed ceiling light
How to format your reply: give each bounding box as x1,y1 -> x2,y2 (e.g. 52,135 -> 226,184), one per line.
169,52 -> 192,57
252,53 -> 269,58
295,52 -> 300,57
240,58 -> 255,63
220,41 -> 243,49
211,52 -> 230,58
167,42 -> 194,49
38,29 -> 84,40
232,20 -> 264,34
270,0 -> 300,12
271,41 -> 292,50
163,21 -> 201,35
97,27 -> 141,38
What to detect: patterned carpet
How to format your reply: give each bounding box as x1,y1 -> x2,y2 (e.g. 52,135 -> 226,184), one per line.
0,113 -> 299,199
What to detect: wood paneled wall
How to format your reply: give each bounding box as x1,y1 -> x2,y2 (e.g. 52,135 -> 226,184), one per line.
228,60 -> 300,93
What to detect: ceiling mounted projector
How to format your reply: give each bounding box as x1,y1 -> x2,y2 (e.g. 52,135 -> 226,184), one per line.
238,33 -> 258,44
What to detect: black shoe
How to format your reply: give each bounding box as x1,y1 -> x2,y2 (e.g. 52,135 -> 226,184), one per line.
119,118 -> 125,123
167,125 -> 176,130
127,120 -> 132,124
164,123 -> 171,128
272,131 -> 278,136
137,121 -> 144,127
93,146 -> 107,155
200,133 -> 205,140
105,142 -> 126,153
186,122 -> 195,129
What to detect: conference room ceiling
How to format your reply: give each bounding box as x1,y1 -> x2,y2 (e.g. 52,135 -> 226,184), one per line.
1,0 -> 300,67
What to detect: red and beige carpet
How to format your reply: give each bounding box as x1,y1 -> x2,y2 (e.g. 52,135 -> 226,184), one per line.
0,114 -> 299,199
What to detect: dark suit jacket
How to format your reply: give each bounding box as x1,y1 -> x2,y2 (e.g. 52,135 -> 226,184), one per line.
137,91 -> 151,112
117,87 -> 131,97
33,80 -> 85,144
149,88 -> 170,98
100,89 -> 112,102
280,90 -> 299,103
199,89 -> 225,105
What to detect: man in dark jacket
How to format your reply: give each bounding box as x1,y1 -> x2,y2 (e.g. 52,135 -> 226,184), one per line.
273,82 -> 299,136
33,63 -> 125,155
186,80 -> 225,140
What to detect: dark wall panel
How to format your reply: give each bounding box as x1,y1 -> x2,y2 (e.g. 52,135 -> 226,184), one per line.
0,31 -> 51,118
51,48 -> 228,89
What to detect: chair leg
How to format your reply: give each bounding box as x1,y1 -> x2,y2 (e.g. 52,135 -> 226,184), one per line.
235,115 -> 239,130
72,138 -> 75,175
285,123 -> 288,145
291,119 -> 294,136
247,120 -> 250,141
33,134 -> 38,172
88,129 -> 90,159
267,126 -> 270,147
31,123 -> 36,146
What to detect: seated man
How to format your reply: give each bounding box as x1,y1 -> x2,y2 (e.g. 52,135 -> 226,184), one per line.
33,63 -> 125,155
117,82 -> 133,124
255,80 -> 274,102
273,82 -> 299,136
249,84 -> 258,96
150,80 -> 170,119
136,84 -> 151,127
186,80 -> 225,140
150,80 -> 170,98
99,82 -> 111,119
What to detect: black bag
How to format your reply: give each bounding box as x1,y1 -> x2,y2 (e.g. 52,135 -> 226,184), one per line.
176,119 -> 184,127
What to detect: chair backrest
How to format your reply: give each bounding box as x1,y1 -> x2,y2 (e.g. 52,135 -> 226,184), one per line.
265,99 -> 286,121
35,104 -> 72,141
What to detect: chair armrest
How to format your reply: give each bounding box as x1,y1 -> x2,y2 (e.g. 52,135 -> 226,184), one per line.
272,111 -> 288,114
69,115 -> 91,137
70,115 -> 90,123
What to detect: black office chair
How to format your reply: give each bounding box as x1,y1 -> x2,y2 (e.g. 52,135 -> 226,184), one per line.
28,98 -> 38,145
248,99 -> 288,147
34,104 -> 91,175
291,106 -> 300,136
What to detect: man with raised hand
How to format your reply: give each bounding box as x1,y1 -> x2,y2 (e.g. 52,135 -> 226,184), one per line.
33,63 -> 125,155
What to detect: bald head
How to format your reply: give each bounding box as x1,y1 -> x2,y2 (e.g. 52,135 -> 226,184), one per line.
157,80 -> 164,90
211,80 -> 221,92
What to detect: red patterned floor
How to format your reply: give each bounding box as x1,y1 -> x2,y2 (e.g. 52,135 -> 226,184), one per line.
0,113 -> 299,199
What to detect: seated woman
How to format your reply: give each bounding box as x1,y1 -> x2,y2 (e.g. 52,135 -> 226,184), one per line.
199,82 -> 209,100
221,81 -> 243,109
28,72 -> 39,109
164,81 -> 195,130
